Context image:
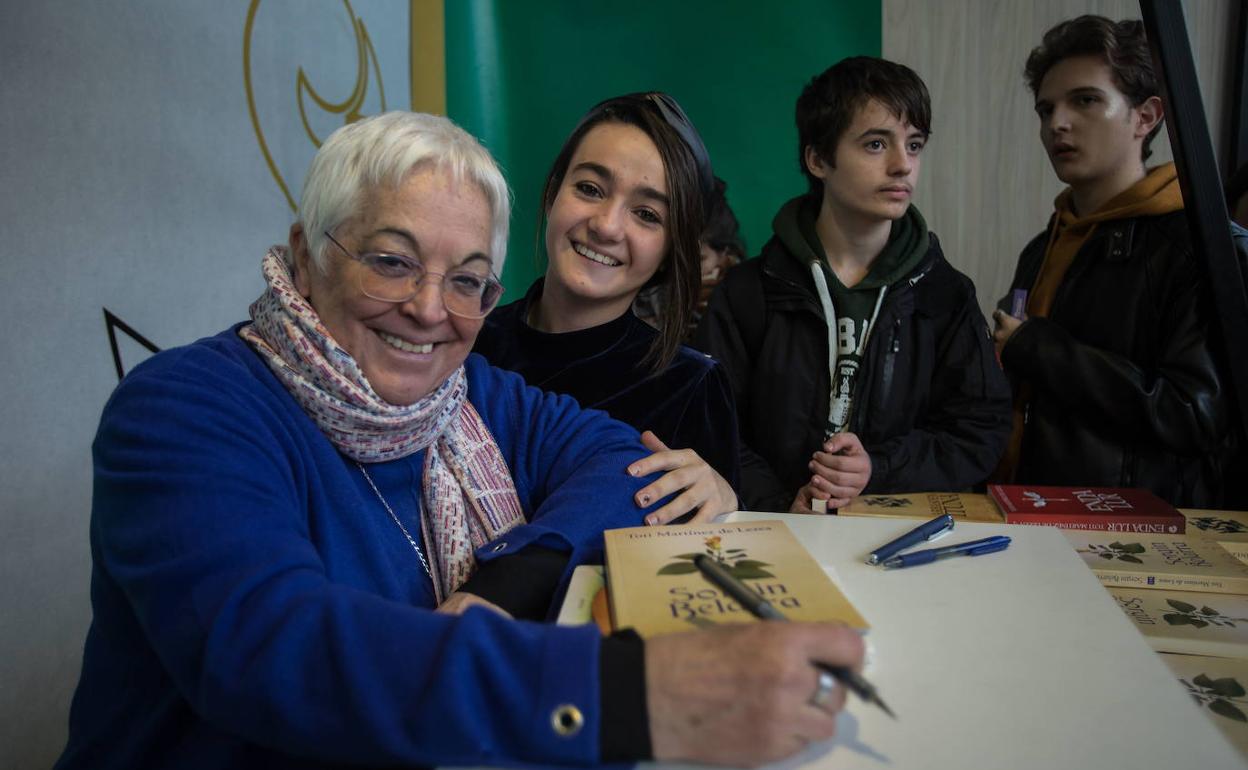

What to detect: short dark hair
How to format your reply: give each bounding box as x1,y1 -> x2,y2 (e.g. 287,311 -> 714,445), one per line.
702,177 -> 745,259
795,56 -> 932,195
539,93 -> 709,373
1024,15 -> 1163,161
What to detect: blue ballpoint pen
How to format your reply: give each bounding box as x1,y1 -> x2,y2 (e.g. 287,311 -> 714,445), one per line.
881,535 -> 1012,569
865,513 -> 954,565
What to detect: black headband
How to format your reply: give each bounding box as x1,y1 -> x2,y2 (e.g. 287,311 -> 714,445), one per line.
575,92 -> 716,218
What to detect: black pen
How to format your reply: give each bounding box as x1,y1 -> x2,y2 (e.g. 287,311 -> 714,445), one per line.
692,553 -> 896,719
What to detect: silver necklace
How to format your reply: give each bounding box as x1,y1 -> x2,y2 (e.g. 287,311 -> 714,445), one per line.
355,461 -> 434,583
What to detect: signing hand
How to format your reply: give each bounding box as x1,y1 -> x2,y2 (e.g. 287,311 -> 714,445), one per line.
628,430 -> 738,526
436,591 -> 511,618
991,309 -> 1023,358
647,621 -> 864,766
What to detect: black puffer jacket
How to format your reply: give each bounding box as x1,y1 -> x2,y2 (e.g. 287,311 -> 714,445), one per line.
695,233 -> 1012,512
997,210 -> 1235,507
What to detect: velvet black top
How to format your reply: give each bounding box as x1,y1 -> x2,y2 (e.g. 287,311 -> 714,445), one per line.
474,279 -> 741,490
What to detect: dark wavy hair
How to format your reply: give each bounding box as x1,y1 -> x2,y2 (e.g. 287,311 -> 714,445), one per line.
539,94 -> 709,372
1024,15 -> 1163,161
796,56 -> 932,194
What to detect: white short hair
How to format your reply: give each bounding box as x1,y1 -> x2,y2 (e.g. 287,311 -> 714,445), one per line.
298,112 -> 511,273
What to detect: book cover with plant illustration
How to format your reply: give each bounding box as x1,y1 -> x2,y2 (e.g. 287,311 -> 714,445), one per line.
1183,509 -> 1248,565
1108,587 -> 1248,658
1063,531 -> 1248,594
1160,653 -> 1248,759
602,520 -> 868,638
990,485 -> 1184,533
838,492 -> 1003,523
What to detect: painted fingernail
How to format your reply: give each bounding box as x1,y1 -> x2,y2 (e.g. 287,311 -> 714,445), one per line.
628,466 -> 640,476
646,515 -> 657,526
638,494 -> 651,506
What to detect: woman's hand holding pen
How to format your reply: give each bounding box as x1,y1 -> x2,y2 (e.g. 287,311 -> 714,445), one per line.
629,430 -> 738,525
646,621 -> 864,766
790,432 -> 872,513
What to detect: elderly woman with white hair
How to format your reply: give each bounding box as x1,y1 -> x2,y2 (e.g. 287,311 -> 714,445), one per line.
56,112 -> 864,769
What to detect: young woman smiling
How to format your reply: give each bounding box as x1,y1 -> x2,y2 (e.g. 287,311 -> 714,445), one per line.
474,93 -> 740,524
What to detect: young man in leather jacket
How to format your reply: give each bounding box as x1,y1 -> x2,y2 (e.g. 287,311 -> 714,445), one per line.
992,15 -> 1236,507
695,57 -> 1011,513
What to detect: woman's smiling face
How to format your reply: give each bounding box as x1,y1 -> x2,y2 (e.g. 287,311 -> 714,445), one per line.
292,165 -> 494,406
543,122 -> 671,323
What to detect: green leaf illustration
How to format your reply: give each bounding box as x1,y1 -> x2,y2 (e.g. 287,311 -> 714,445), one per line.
1166,599 -> 1198,613
1117,555 -> 1143,563
1189,619 -> 1209,629
657,562 -> 699,575
1163,613 -> 1193,626
1121,543 -> 1147,553
1099,552 -> 1115,560
1109,541 -> 1126,549
729,565 -> 775,579
673,553 -> 701,560
726,548 -> 746,553
1209,699 -> 1248,722
1199,606 -> 1219,615
1195,674 -> 1216,689
731,559 -> 774,569
1209,677 -> 1247,698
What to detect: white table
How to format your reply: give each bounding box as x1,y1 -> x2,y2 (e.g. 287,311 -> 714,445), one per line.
455,512 -> 1244,769
642,512 -> 1243,770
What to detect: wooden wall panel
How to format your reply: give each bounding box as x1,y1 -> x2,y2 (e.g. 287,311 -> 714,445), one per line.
882,0 -> 1236,316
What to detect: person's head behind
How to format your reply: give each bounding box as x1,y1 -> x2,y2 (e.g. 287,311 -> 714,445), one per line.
700,177 -> 745,279
292,111 -> 511,406
1024,15 -> 1163,163
796,56 -> 932,198
540,93 -> 711,371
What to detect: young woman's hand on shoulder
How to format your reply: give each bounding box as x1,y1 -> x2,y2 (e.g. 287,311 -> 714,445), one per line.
628,430 -> 738,525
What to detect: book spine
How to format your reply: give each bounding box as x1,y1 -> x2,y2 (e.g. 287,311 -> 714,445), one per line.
1139,633 -> 1248,659
1092,570 -> 1248,595
1007,516 -> 1185,533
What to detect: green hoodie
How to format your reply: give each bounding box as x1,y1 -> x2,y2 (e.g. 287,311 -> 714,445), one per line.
772,194 -> 930,435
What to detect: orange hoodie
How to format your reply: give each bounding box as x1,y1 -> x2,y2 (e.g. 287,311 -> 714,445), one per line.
997,163 -> 1184,481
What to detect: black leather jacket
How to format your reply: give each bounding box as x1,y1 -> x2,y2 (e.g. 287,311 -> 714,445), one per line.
997,210 -> 1235,507
695,233 -> 1012,512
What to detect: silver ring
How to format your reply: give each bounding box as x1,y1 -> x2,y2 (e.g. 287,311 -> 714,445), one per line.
810,669 -> 837,708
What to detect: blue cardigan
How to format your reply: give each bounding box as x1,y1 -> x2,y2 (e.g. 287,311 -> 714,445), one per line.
57,326 -> 656,769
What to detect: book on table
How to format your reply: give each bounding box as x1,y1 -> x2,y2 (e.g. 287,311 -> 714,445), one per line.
989,484 -> 1185,533
1064,530 -> 1248,595
1183,508 -> 1248,565
1159,652 -> 1248,760
838,492 -> 1003,523
1107,586 -> 1248,658
601,520 -> 869,638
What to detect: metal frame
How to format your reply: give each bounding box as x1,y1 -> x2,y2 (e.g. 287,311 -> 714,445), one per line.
1229,0 -> 1248,175
1140,0 -> 1248,442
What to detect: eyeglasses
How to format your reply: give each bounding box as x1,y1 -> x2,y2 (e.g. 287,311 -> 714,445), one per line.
324,232 -> 504,318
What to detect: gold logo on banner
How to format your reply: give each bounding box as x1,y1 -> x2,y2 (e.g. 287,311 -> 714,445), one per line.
244,1 -> 446,211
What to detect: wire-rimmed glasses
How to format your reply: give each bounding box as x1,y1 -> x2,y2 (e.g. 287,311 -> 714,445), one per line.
324,232 -> 504,319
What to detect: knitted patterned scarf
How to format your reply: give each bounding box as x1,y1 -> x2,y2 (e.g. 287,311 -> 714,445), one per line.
239,247 -> 525,602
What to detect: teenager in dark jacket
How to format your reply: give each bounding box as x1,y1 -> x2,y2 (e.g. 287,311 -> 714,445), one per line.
992,16 -> 1237,508
695,57 -> 1011,513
